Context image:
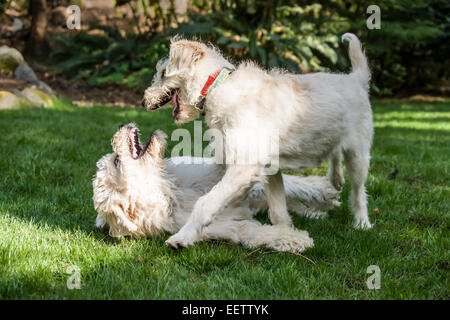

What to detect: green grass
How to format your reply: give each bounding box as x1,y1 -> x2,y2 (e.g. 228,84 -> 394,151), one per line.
0,99 -> 449,299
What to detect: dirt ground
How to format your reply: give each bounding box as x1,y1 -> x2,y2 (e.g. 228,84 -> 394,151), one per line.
0,65 -> 144,108
33,66 -> 144,108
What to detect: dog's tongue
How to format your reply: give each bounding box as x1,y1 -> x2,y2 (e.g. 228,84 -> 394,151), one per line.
172,90 -> 179,118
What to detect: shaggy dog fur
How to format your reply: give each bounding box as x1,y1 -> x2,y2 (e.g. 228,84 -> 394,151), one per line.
92,124 -> 340,253
142,33 -> 373,248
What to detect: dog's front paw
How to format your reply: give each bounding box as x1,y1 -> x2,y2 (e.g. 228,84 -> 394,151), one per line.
165,226 -> 201,249
353,217 -> 372,230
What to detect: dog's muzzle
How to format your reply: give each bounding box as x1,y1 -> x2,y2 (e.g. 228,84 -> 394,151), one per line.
142,89 -> 176,111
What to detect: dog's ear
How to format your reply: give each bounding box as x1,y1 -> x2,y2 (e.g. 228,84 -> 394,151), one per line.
148,130 -> 168,158
165,41 -> 205,76
156,57 -> 169,72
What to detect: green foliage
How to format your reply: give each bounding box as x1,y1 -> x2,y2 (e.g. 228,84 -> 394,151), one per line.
0,1 -> 6,14
49,0 -> 449,95
173,2 -> 341,73
364,0 -> 449,95
50,26 -> 169,88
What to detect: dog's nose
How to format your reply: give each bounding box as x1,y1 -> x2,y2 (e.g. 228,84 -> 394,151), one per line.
118,124 -> 125,129
141,99 -> 146,109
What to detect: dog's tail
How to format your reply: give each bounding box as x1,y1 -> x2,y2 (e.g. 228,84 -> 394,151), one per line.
342,33 -> 370,86
247,175 -> 340,218
282,175 -> 340,212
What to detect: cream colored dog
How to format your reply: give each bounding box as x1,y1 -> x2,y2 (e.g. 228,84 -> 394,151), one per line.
92,124 -> 340,252
142,33 -> 373,248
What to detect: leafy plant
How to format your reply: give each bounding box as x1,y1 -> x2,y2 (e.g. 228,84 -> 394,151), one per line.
48,0 -> 449,95
172,2 -> 341,73
50,25 -> 169,88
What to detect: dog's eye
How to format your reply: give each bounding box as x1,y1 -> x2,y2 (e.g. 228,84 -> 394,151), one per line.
161,69 -> 165,78
114,157 -> 119,167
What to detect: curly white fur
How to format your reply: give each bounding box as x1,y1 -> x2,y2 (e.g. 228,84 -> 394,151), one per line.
142,33 -> 373,248
93,124 -> 341,253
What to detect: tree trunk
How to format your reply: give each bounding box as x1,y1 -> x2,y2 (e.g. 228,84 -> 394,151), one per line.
26,0 -> 48,57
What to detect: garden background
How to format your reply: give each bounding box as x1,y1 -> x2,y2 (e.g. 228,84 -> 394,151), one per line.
0,0 -> 448,299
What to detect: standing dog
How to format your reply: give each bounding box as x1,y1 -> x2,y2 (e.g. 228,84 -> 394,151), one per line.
93,124 -> 340,252
142,33 -> 373,248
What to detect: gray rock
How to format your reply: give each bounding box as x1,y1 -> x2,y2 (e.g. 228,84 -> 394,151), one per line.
12,18 -> 24,33
14,61 -> 39,83
0,45 -> 24,72
14,62 -> 54,96
15,87 -> 54,107
0,91 -> 27,109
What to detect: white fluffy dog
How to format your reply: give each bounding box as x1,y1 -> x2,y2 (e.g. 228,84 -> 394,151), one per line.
92,124 -> 340,253
142,33 -> 373,248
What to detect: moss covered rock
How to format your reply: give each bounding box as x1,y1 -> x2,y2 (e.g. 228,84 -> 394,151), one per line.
0,91 -> 28,109
21,88 -> 54,107
0,46 -> 24,73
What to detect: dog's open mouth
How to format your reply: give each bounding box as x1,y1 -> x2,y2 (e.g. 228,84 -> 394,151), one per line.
149,89 -> 180,119
128,127 -> 153,160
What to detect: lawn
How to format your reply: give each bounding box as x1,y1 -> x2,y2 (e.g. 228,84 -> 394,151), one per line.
0,99 -> 448,299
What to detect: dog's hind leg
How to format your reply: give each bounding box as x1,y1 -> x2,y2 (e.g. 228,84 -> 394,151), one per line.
343,147 -> 372,229
328,148 -> 345,190
264,170 -> 292,226
202,216 -> 314,253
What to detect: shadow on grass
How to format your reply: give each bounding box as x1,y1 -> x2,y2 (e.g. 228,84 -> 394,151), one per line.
1,101 -> 449,299
0,106 -> 182,241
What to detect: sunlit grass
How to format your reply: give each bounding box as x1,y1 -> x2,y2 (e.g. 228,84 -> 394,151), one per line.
0,99 -> 448,299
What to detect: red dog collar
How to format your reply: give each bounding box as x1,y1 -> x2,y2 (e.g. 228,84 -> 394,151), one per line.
196,68 -> 234,111
200,70 -> 221,97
